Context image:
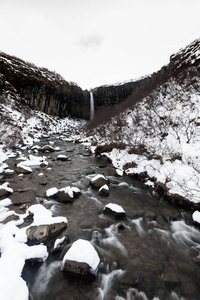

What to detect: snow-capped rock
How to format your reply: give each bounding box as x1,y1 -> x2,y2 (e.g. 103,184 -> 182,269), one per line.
61,239 -> 100,279
103,203 -> 126,218
90,174 -> 108,188
46,186 -> 81,202
0,183 -> 13,197
99,184 -> 110,196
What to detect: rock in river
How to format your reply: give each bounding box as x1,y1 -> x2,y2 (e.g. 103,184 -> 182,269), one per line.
25,204 -> 68,243
99,184 -> 110,197
103,203 -> 126,219
26,222 -> 67,243
61,239 -> 100,280
46,186 -> 81,202
90,174 -> 108,188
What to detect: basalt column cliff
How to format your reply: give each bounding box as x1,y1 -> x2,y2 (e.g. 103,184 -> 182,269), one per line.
0,52 -> 90,119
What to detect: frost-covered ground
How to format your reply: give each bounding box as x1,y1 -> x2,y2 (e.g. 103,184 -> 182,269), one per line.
88,40 -> 200,206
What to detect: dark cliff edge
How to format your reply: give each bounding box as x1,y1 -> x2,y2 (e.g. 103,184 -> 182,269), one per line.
92,39 -> 200,110
0,52 -> 90,119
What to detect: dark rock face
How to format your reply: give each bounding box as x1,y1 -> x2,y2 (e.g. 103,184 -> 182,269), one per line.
0,52 -> 90,119
61,260 -> 97,280
26,222 -> 67,243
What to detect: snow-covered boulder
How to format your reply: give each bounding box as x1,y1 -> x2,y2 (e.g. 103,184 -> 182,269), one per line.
90,174 -> 108,188
0,183 -> 13,197
57,154 -> 68,161
61,239 -> 100,280
46,186 -> 81,202
16,163 -> 32,174
115,169 -> 124,177
41,145 -> 55,152
103,203 -> 126,219
53,236 -> 67,252
3,168 -> 15,176
26,204 -> 68,243
99,184 -> 110,197
192,210 -> 200,226
15,157 -> 27,165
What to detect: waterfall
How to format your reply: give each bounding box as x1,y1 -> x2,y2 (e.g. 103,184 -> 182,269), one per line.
90,91 -> 94,119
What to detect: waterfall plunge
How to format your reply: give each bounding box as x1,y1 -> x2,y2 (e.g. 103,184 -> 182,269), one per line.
90,92 -> 94,119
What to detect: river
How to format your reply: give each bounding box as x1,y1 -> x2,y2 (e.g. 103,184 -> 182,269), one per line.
4,134 -> 200,300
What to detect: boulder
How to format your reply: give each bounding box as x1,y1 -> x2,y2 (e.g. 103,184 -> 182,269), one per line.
41,145 -> 55,152
90,174 -> 108,188
57,155 -> 68,161
16,163 -> 32,174
115,169 -> 124,177
103,203 -> 126,219
0,184 -> 13,197
26,222 -> 67,243
99,184 -> 110,197
15,157 -> 27,165
46,186 -> 81,202
192,210 -> 200,226
61,239 -> 100,280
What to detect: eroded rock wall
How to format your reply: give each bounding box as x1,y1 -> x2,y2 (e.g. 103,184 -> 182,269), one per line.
0,52 -> 90,119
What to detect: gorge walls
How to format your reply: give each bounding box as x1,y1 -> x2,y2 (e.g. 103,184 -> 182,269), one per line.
0,52 -> 90,119
92,39 -> 200,110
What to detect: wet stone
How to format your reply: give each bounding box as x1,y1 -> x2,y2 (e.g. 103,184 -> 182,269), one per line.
26,222 -> 67,243
162,268 -> 181,288
90,174 -> 108,188
61,260 -> 97,281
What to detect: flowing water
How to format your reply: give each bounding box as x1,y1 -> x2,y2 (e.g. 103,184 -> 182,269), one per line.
5,135 -> 200,300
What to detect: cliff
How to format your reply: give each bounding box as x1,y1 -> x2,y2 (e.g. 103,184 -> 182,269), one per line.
0,52 -> 90,119
92,38 -> 200,110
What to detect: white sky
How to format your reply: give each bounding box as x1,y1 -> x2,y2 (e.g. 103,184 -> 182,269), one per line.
1,0 -> 200,90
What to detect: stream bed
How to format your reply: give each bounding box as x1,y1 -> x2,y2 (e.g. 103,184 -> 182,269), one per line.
2,134 -> 200,300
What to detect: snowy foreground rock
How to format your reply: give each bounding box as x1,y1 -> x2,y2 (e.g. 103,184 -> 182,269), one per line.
103,203 -> 126,219
61,239 -> 100,280
46,186 -> 81,202
26,204 -> 68,243
0,203 -> 49,300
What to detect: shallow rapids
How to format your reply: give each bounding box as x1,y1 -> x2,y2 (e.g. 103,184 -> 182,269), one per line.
4,135 -> 200,300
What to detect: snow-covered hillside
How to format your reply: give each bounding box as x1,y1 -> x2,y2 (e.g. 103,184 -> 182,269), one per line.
0,88 -> 84,161
88,39 -> 200,207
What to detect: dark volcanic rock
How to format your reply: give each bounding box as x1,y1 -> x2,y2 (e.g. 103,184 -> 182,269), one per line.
61,260 -> 97,280
103,203 -> 126,219
0,52 -> 90,119
26,222 -> 67,243
61,239 -> 100,280
90,174 -> 108,188
98,184 -> 110,197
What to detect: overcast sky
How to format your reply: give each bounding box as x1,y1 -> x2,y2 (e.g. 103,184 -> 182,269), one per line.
1,0 -> 200,89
